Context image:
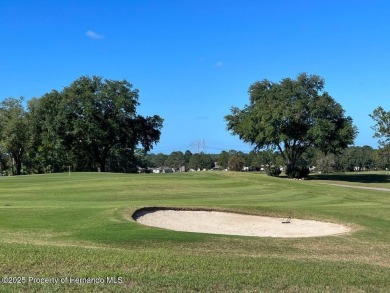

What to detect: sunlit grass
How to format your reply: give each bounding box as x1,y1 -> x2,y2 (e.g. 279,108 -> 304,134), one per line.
0,171 -> 389,292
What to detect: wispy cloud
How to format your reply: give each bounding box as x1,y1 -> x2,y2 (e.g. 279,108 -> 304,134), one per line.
86,30 -> 105,39
215,61 -> 223,67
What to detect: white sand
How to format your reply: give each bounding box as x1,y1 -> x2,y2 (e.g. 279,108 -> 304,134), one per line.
135,209 -> 351,238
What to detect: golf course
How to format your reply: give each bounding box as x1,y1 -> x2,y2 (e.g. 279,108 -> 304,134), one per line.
0,171 -> 389,292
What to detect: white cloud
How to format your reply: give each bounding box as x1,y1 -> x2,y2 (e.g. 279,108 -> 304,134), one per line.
86,30 -> 105,39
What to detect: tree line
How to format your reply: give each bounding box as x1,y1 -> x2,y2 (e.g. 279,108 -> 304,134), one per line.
0,76 -> 163,175
1,73 -> 389,177
140,145 -> 389,173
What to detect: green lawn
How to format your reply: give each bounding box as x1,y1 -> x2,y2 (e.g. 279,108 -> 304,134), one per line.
0,171 -> 389,292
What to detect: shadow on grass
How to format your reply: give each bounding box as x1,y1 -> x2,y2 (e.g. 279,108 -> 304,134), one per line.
309,173 -> 390,184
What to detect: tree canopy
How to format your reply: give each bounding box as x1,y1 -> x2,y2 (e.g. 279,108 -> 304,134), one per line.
370,106 -> 390,168
225,73 -> 357,177
0,76 -> 163,174
0,97 -> 30,175
56,76 -> 163,172
370,106 -> 390,148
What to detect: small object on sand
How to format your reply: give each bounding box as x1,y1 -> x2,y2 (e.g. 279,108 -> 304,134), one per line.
282,217 -> 291,224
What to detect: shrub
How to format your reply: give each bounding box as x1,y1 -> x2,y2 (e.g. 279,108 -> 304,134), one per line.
285,165 -> 310,179
266,166 -> 281,177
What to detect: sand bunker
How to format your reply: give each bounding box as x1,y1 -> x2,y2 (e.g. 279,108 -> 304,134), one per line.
133,208 -> 351,238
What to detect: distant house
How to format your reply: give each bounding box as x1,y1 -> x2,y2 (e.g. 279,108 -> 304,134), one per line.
211,162 -> 222,171
152,167 -> 175,174
137,167 -> 146,173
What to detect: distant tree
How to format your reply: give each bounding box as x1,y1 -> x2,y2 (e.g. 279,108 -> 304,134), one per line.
261,149 -> 279,168
217,151 -> 230,169
199,153 -> 214,170
370,107 -> 390,147
166,151 -> 185,169
372,147 -> 390,170
129,148 -> 150,171
225,73 -> 357,178
246,151 -> 261,170
183,150 -> 193,169
316,154 -> 336,173
244,149 -> 282,172
188,153 -> 213,170
0,97 -> 31,175
359,145 -> 375,170
370,107 -> 390,168
228,155 -> 245,171
143,153 -> 156,168
152,153 -> 167,168
335,147 -> 354,172
302,147 -> 321,168
188,154 -> 201,170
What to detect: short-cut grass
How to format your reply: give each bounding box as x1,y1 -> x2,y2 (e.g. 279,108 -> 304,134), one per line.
0,171 -> 389,292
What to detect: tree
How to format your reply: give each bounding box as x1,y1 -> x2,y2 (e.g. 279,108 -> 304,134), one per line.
188,153 -> 201,170
370,107 -> 390,169
316,154 -> 336,173
370,107 -> 390,147
27,91 -> 68,173
0,145 -> 11,174
217,151 -> 230,169
188,153 -> 213,170
58,76 -> 163,172
372,147 -> 390,170
225,73 -> 357,178
152,153 -> 168,168
0,97 -> 31,175
228,154 -> 245,171
183,150 -> 193,169
166,151 -> 185,170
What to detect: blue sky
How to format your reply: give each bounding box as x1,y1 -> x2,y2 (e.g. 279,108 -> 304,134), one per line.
1,0 -> 389,154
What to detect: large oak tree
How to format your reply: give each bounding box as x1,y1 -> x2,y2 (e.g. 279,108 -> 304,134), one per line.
225,73 -> 357,178
60,76 -> 163,172
28,76 -> 163,172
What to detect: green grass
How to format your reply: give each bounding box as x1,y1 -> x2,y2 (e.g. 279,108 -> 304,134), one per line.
0,171 -> 389,292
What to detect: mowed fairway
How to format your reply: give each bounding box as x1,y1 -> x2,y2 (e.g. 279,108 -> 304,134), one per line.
0,172 -> 389,292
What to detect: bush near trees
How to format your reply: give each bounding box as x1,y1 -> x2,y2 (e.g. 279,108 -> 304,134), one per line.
285,161 -> 310,178
266,166 -> 281,177
225,73 -> 357,178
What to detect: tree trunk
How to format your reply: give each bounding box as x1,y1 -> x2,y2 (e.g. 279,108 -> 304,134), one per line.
15,158 -> 22,175
98,163 -> 106,172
